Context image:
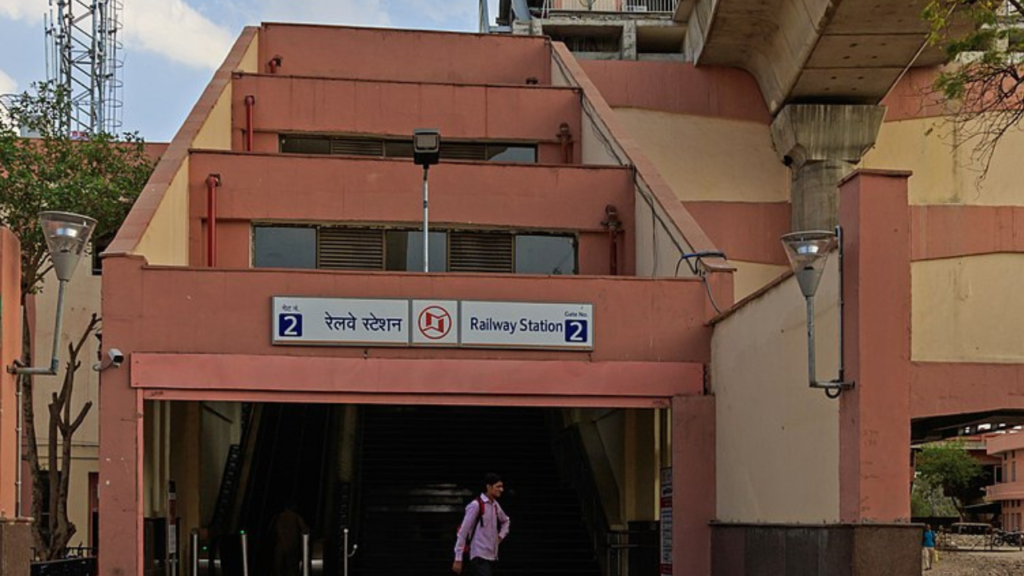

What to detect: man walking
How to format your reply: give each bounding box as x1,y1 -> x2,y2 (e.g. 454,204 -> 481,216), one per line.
453,473 -> 511,576
922,524 -> 936,571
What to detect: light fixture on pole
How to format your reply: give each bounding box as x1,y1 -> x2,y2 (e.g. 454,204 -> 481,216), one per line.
780,228 -> 854,399
413,129 -> 441,273
9,211 -> 97,376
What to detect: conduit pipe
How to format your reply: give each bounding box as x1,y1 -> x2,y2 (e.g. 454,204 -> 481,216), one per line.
557,122 -> 574,164
268,55 -> 283,74
206,175 -> 221,267
602,205 -> 622,276
244,96 -> 256,152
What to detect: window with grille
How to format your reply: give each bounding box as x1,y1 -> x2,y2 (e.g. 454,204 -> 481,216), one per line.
280,135 -> 537,163
253,225 -> 575,274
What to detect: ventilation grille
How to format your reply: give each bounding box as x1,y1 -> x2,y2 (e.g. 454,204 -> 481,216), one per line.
449,232 -> 513,273
331,138 -> 385,157
318,228 -> 384,270
441,142 -> 489,161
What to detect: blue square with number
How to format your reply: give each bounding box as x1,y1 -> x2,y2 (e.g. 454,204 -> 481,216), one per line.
278,313 -> 303,338
564,320 -> 588,343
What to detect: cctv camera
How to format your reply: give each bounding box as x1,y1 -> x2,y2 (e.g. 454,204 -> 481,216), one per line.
108,348 -> 124,367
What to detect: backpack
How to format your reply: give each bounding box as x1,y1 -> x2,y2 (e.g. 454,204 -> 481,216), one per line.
458,496 -> 505,558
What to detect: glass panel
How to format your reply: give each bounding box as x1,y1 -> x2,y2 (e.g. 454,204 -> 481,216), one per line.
280,136 -> 331,155
515,235 -> 576,275
253,226 -> 317,269
487,145 -> 537,163
386,230 -> 447,272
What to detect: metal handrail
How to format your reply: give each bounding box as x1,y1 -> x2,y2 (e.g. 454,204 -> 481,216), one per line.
542,0 -> 678,17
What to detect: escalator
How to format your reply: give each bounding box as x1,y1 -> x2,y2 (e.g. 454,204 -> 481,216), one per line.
351,405 -> 601,576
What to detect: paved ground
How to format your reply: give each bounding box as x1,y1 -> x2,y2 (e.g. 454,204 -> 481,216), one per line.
929,549 -> 1024,575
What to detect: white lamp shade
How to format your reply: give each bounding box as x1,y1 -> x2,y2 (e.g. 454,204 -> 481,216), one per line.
39,211 -> 97,282
780,230 -> 836,298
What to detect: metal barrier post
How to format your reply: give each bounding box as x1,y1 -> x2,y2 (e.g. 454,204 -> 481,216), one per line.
190,530 -> 199,576
302,533 -> 310,576
240,531 -> 249,576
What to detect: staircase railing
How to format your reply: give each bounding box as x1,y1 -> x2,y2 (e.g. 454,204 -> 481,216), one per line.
550,419 -> 613,576
542,0 -> 678,16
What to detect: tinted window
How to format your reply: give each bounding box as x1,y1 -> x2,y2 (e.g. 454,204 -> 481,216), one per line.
280,136 -> 331,155
515,235 -> 576,275
488,145 -> 536,163
253,227 -> 317,269
386,231 -> 447,272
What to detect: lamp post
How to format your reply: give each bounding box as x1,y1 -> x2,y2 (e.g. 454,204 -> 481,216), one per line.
780,228 -> 854,399
413,129 -> 440,273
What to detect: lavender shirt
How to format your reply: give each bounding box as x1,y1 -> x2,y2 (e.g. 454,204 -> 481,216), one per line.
454,494 -> 511,561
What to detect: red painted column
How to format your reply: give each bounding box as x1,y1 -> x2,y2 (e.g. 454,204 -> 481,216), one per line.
0,229 -> 22,517
837,169 -> 912,522
99,256 -> 146,576
672,394 -> 715,576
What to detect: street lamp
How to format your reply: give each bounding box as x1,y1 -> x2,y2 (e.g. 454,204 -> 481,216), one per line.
780,228 -> 854,399
9,211 -> 97,375
413,129 -> 440,273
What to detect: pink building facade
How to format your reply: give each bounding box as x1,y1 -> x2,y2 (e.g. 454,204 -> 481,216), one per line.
987,432 -> 1024,531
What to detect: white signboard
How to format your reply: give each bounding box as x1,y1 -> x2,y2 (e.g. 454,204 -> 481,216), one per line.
460,301 -> 593,350
412,300 -> 459,346
273,297 -> 409,346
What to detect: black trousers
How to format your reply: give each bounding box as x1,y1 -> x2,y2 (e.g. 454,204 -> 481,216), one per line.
469,557 -> 495,576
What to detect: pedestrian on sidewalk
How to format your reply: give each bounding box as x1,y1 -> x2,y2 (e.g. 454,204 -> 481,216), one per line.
453,473 -> 511,576
922,524 -> 937,571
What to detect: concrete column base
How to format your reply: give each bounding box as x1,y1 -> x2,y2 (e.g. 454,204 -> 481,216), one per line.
0,518 -> 32,576
712,523 -> 922,576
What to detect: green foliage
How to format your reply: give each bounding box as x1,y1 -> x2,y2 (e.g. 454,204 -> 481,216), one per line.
912,473 -> 960,518
916,441 -> 985,517
923,0 -> 1024,177
0,81 -> 154,295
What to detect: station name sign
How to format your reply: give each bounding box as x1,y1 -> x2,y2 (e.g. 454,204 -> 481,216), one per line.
272,297 -> 593,351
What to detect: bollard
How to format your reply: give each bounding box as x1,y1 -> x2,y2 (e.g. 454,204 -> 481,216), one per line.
240,531 -> 250,576
302,533 -> 310,576
191,530 -> 199,576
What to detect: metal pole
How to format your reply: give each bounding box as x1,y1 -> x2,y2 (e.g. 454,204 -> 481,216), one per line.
835,225 -> 846,383
15,354 -> 22,516
302,533 -> 310,576
240,532 -> 249,576
805,296 -> 816,385
190,530 -> 199,576
343,528 -> 349,576
422,167 -> 430,272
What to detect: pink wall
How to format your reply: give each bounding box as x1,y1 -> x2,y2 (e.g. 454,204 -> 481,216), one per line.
682,201 -> 789,265
0,228 -> 21,517
911,205 -> 1024,261
260,24 -> 552,85
838,170 -> 912,523
580,61 -> 771,123
672,395 -> 715,576
187,152 -> 636,275
231,75 -> 582,161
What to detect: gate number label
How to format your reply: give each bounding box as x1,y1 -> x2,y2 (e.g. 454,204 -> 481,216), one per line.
278,313 -> 303,337
565,320 -> 588,343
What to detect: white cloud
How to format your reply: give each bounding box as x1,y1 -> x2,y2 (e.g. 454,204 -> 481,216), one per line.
257,0 -> 391,27
0,0 -> 44,22
121,0 -> 234,70
0,67 -> 15,95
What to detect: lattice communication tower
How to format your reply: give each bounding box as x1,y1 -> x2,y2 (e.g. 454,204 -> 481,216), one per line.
45,0 -> 124,136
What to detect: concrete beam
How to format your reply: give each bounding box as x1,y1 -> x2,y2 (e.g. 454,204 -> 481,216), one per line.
770,104 -> 885,231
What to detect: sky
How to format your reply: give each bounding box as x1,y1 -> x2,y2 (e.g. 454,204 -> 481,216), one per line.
0,0 -> 502,140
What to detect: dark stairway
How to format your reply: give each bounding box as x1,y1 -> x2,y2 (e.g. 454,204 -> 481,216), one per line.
352,405 -> 601,576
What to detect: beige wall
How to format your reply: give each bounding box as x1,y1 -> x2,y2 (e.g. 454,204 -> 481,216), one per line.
200,402 -> 243,525
32,259 -> 100,542
134,158 -> 191,266
634,190 -> 700,278
613,108 -> 789,203
712,259 -> 840,523
732,261 -> 788,302
913,254 -> 1024,363
863,117 -> 1024,207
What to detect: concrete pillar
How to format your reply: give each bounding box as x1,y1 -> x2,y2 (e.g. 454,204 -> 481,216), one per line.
837,170 -> 912,523
622,21 -> 638,60
770,105 -> 885,231
672,395 -> 714,576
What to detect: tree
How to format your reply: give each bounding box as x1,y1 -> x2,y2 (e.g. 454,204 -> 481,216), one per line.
924,0 -> 1024,178
915,441 -> 986,518
0,81 -> 154,559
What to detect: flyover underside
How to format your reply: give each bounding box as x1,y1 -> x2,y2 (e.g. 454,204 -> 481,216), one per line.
689,0 -> 943,112
910,361 -> 1024,441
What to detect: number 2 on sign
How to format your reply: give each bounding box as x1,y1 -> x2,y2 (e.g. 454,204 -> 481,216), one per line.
565,320 -> 588,343
279,314 -> 303,337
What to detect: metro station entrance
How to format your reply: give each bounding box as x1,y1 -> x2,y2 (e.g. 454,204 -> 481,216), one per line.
143,402 -> 672,576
